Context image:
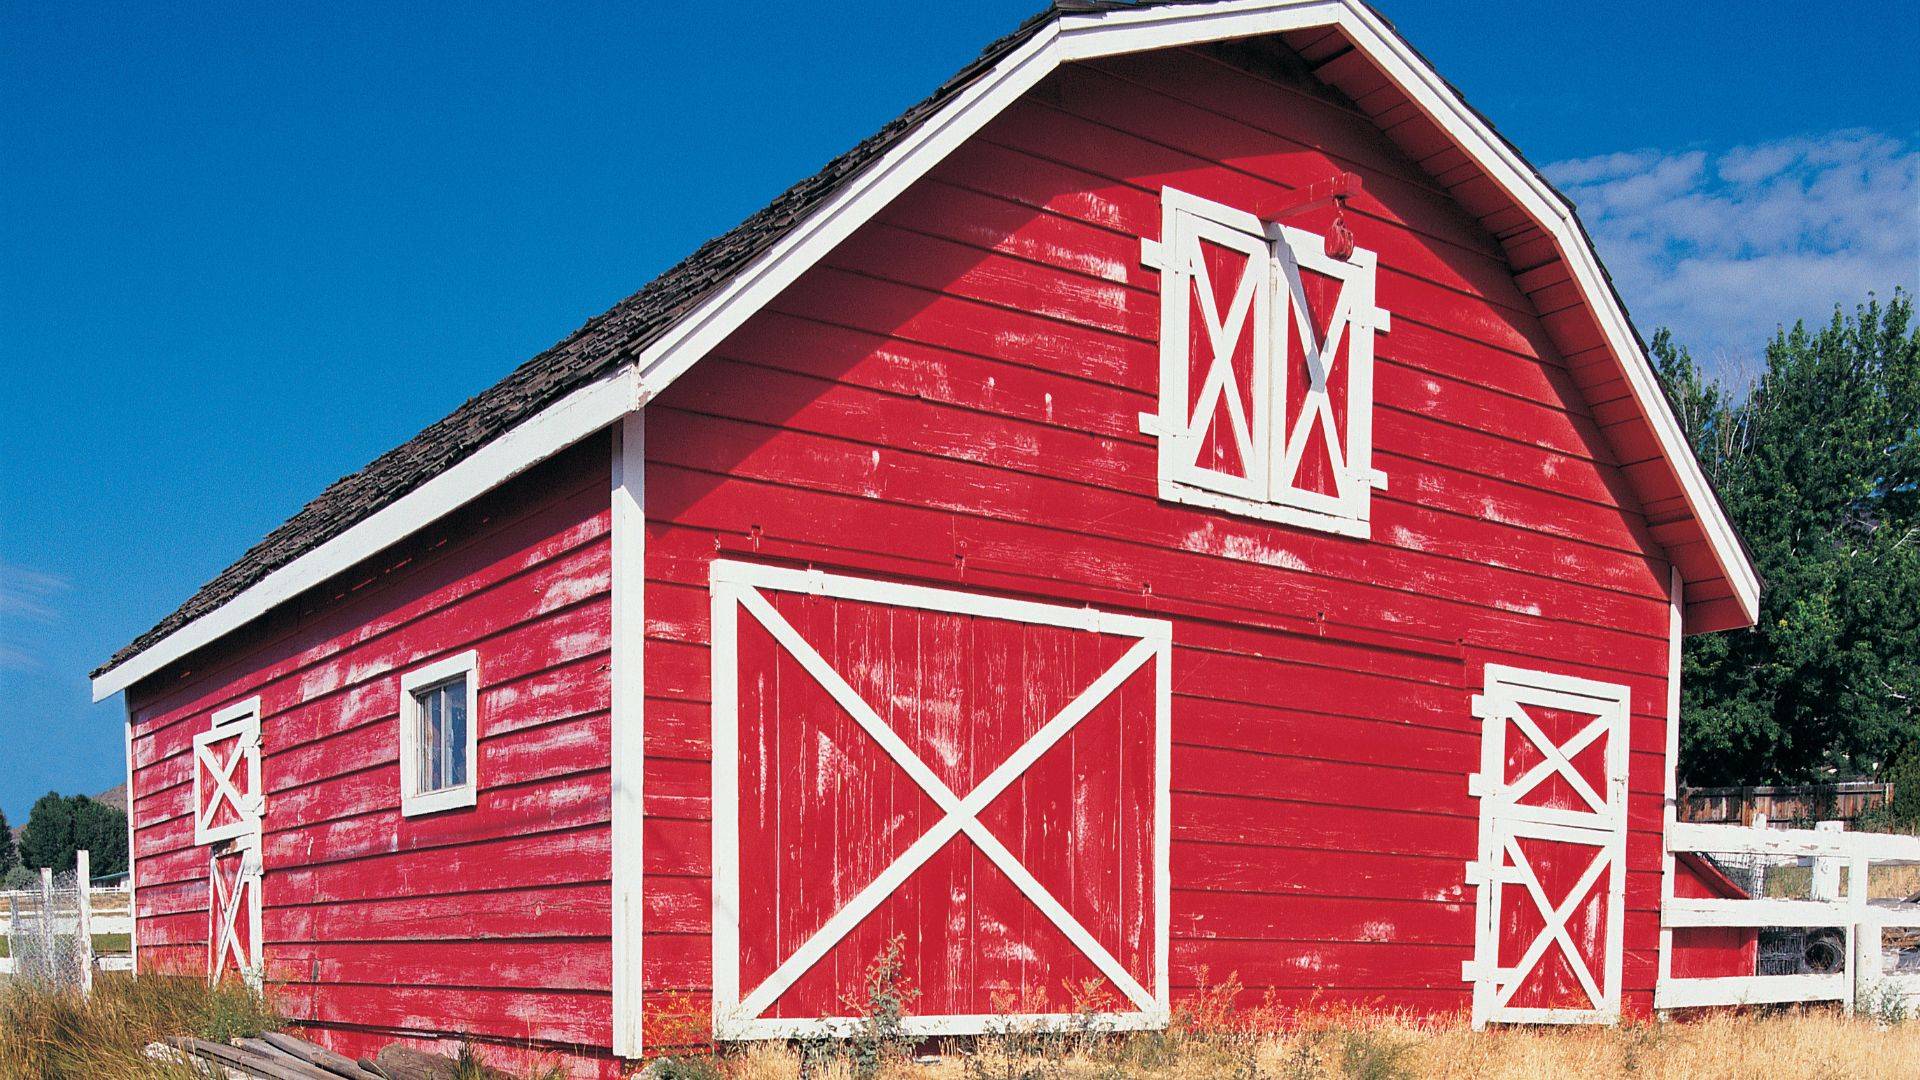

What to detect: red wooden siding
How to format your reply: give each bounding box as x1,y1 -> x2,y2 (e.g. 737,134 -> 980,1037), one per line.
1668,853 -> 1760,980
642,45 -> 1676,1031
127,439 -> 618,1069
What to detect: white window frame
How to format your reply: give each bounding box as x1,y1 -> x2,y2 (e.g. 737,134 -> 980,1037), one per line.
1140,186 -> 1391,538
192,697 -> 264,847
398,650 -> 480,817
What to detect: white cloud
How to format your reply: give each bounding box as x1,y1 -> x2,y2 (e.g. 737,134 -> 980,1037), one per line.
1546,130 -> 1919,376
0,559 -> 69,670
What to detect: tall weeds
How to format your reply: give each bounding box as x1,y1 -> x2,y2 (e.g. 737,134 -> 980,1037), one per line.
0,973 -> 279,1079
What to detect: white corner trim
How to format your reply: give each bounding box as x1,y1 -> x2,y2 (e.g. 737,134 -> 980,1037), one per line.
1657,566 -> 1682,991
91,365 -> 641,702
610,412 -> 647,1059
123,704 -> 139,975
397,650 -> 481,817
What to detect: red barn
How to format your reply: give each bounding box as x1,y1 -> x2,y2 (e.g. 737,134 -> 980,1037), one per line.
93,1 -> 1762,1073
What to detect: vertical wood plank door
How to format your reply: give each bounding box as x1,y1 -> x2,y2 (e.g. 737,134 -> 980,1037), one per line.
709,561 -> 1171,1038
1467,665 -> 1630,1027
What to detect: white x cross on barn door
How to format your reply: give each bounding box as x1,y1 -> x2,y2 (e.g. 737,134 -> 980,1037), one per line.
194,698 -> 265,988
710,561 -> 1172,1039
1465,665 -> 1630,1027
1143,187 -> 1389,538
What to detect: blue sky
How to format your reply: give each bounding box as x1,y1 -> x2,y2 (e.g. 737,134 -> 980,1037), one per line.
2,1 -> 1915,824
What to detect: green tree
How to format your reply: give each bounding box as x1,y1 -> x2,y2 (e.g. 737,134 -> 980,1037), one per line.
76,797 -> 128,878
17,792 -> 128,877
1655,292 -> 1920,785
0,807 -> 16,874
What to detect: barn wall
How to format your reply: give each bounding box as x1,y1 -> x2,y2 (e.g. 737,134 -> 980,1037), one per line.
641,46 -> 1676,1027
1668,853 -> 1760,980
127,437 -> 618,1065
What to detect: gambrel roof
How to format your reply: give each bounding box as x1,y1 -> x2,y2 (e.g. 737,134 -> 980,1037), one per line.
93,0 -> 1760,699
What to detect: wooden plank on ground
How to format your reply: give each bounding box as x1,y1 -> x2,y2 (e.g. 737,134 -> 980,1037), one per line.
260,1031 -> 383,1079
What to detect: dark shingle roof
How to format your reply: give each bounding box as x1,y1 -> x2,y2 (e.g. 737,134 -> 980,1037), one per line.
97,5 -> 1113,678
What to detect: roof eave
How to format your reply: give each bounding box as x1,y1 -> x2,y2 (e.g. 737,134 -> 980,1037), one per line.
94,0 -> 1759,700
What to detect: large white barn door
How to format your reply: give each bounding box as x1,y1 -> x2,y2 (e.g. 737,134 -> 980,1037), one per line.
1466,665 -> 1629,1027
194,698 -> 264,987
710,560 -> 1172,1040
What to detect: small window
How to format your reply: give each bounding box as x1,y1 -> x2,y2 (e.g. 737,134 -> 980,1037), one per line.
1139,187 -> 1392,538
398,651 -> 479,816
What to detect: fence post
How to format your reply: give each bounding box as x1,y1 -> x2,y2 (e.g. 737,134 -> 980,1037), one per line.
37,867 -> 53,983
1850,849 -> 1874,1013
76,849 -> 93,994
1812,821 -> 1844,901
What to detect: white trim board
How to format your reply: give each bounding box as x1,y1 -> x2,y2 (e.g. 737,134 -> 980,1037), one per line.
123,705 -> 140,975
708,560 -> 1172,1041
92,0 -> 1757,705
609,412 -> 646,1058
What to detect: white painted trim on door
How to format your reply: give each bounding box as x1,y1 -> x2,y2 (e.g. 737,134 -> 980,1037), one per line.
609,411 -> 647,1059
708,560 -> 1173,1041
192,698 -> 263,847
1466,663 -> 1631,1029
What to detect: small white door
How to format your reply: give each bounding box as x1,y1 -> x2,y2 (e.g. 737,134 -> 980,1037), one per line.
1466,665 -> 1630,1027
194,699 -> 265,987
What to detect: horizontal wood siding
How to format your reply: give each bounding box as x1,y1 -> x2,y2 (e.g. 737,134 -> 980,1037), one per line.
127,439 -> 618,1071
643,47 -> 1674,1030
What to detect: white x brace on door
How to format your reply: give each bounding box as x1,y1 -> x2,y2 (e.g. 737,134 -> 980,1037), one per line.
710,560 -> 1172,1039
1465,665 -> 1630,1027
194,698 -> 264,987
1141,187 -> 1389,538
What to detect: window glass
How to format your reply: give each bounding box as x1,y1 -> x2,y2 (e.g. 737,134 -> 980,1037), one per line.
414,676 -> 468,794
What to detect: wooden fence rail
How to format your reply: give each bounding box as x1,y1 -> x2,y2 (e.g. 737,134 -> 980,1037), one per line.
1659,817 -> 1920,1012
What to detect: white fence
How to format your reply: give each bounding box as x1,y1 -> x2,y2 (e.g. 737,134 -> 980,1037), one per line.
1659,817 -> 1920,1012
0,851 -> 132,980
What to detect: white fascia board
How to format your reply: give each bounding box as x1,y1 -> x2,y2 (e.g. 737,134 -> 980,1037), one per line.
1313,2 -> 1761,624
91,364 -> 642,701
96,0 -> 1759,702
617,0 -> 1756,624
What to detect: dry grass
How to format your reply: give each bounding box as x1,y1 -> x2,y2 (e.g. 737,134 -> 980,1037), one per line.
659,1007 -> 1920,1080
1764,861 -> 1920,900
0,972 -> 279,1079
